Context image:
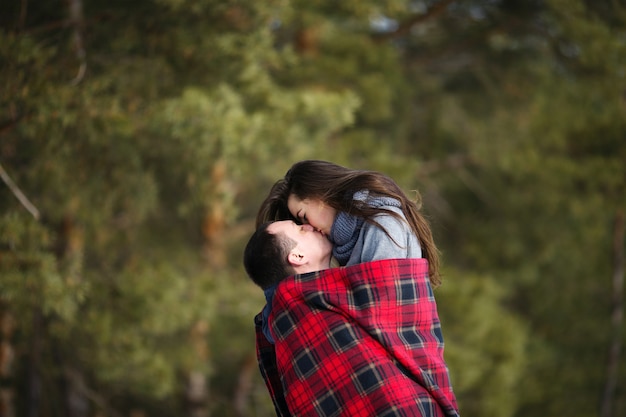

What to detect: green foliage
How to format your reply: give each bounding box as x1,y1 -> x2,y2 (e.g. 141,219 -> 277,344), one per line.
437,270 -> 528,417
1,0 -> 625,415
0,213 -> 85,321
78,262 -> 214,399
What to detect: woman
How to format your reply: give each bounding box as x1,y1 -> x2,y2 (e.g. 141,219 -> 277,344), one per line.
250,160 -> 459,416
256,159 -> 441,287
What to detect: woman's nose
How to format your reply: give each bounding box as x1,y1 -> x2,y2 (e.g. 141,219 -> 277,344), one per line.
302,224 -> 314,231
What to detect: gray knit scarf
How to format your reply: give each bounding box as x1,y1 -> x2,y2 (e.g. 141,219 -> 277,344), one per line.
330,190 -> 401,265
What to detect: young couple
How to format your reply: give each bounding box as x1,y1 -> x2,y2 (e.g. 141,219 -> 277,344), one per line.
243,160 -> 460,417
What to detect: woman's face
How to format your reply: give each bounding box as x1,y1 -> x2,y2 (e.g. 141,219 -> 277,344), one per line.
287,194 -> 337,236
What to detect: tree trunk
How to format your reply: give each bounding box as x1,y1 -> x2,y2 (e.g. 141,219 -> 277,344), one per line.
0,308 -> 15,417
68,0 -> 86,84
27,309 -> 42,417
233,353 -> 257,417
600,210 -> 625,417
186,320 -> 210,417
64,368 -> 90,417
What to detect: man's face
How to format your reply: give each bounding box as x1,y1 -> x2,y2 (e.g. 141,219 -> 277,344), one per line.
267,220 -> 332,271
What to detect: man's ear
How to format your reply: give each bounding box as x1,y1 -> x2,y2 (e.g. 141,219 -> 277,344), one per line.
288,250 -> 306,266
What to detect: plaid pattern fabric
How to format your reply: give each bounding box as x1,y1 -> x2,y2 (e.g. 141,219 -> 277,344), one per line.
255,258 -> 460,417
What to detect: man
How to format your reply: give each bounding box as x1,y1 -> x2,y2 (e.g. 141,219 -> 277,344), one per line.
243,221 -> 460,417
243,220 -> 333,290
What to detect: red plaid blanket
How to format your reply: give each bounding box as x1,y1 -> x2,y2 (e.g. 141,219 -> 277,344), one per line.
255,258 -> 460,417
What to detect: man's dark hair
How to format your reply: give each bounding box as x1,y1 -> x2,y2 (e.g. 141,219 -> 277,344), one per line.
243,222 -> 297,289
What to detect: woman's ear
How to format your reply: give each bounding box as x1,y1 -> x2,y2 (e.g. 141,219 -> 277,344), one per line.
288,250 -> 306,266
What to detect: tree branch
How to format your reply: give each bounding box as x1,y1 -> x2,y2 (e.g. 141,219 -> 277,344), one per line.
68,0 -> 87,85
0,161 -> 40,220
372,0 -> 454,42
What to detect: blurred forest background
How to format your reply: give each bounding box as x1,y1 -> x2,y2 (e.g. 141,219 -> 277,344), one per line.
1,0 -> 625,416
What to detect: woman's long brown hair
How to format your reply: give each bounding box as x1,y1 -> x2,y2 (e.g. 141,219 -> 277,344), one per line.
256,160 -> 441,287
